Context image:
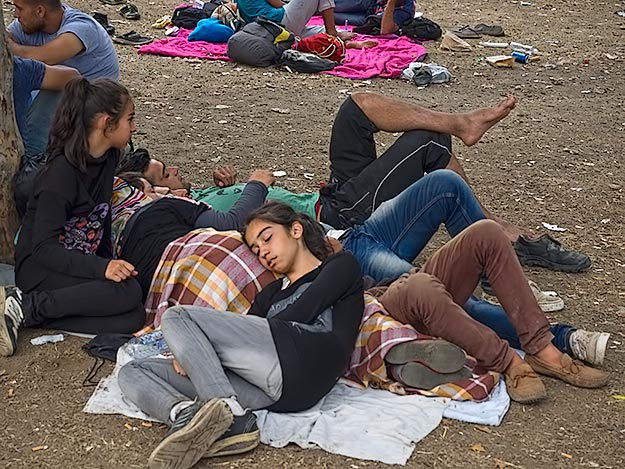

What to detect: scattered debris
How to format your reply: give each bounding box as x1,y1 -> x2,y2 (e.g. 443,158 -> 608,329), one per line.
272,170 -> 287,177
32,445 -> 49,452
541,222 -> 567,232
470,443 -> 486,453
271,108 -> 290,114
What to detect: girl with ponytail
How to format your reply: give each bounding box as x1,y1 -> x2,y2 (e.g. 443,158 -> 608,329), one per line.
117,201 -> 364,468
0,78 -> 145,358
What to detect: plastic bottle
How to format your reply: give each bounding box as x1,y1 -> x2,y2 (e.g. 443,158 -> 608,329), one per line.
509,42 -> 538,54
479,41 -> 509,48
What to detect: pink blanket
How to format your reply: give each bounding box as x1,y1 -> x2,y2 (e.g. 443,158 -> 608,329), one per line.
138,23 -> 427,79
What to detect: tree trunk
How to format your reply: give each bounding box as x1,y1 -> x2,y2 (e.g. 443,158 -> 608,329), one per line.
0,8 -> 23,264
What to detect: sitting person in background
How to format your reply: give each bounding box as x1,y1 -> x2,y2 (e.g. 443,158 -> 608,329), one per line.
118,202 -> 364,468
12,55 -> 79,216
7,0 -> 120,159
235,0 -> 354,39
377,0 -> 415,34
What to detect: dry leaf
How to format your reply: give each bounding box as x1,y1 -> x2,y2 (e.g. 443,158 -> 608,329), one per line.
474,425 -> 493,434
470,443 -> 486,453
8,388 -> 14,397
124,423 -> 133,431
561,452 -> 573,459
141,422 -> 153,427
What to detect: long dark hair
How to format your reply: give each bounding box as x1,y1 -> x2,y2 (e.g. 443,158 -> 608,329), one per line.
243,201 -> 333,261
47,78 -> 131,172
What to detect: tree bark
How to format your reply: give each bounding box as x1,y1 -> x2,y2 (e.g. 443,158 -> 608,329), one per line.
0,8 -> 23,264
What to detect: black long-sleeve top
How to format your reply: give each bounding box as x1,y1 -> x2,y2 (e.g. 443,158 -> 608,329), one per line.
248,251 -> 364,412
120,181 -> 268,299
16,151 -> 118,291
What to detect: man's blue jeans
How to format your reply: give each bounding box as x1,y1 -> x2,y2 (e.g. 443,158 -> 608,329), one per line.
340,170 -> 575,353
24,90 -> 61,158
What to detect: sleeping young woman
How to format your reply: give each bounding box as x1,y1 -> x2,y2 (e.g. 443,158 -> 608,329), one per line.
118,202 -> 364,469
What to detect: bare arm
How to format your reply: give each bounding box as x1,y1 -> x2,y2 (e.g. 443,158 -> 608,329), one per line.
380,0 -> 399,34
267,0 -> 285,8
40,64 -> 80,91
8,32 -> 84,65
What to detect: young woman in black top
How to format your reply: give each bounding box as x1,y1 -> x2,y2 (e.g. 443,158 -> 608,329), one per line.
118,202 -> 364,469
0,79 -> 142,357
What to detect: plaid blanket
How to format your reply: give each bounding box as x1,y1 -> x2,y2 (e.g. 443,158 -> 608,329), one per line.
144,229 -> 499,401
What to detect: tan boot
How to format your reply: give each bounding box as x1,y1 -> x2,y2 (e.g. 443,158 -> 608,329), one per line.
504,362 -> 547,404
525,354 -> 610,388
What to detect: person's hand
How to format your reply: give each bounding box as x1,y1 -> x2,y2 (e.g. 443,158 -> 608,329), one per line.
248,169 -> 275,188
6,33 -> 17,54
337,30 -> 356,41
171,188 -> 189,197
105,259 -> 137,282
213,165 -> 237,187
172,359 -> 187,376
327,236 -> 344,254
154,186 -> 171,195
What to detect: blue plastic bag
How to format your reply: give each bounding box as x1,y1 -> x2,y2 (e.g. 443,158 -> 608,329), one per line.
188,17 -> 234,43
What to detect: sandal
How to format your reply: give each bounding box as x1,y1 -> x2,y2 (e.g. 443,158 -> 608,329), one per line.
473,23 -> 505,37
92,12 -> 115,36
99,0 -> 126,5
113,31 -> 153,45
152,15 -> 172,29
451,25 -> 482,39
119,3 -> 140,20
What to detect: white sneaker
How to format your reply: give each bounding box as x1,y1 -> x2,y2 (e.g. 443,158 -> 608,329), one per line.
481,280 -> 564,313
0,286 -> 24,357
568,329 -> 610,366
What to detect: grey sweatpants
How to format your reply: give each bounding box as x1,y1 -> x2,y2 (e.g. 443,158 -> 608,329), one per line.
118,306 -> 283,423
283,0 -> 335,37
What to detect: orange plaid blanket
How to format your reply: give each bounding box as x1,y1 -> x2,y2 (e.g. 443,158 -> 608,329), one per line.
144,229 -> 499,401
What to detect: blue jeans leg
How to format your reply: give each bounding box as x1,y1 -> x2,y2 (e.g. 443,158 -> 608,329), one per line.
464,296 -> 575,354
24,90 -> 61,158
342,170 -> 486,282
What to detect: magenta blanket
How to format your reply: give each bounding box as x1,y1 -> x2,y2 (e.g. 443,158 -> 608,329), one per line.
138,22 -> 427,79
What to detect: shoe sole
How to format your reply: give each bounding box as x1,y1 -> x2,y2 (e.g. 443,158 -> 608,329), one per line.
385,339 -> 466,373
205,428 -> 260,457
0,288 -> 15,358
393,362 -> 472,389
506,387 -> 547,404
148,400 -> 233,469
516,253 -> 591,272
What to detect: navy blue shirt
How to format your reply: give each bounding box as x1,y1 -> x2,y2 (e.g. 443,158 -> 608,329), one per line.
12,56 -> 45,142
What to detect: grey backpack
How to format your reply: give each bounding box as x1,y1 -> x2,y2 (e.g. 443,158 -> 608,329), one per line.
227,16 -> 294,67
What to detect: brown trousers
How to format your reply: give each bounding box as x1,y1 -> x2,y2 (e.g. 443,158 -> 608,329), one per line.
379,220 -> 553,372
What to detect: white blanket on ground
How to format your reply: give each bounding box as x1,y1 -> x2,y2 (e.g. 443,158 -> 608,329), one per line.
83,355 -> 510,465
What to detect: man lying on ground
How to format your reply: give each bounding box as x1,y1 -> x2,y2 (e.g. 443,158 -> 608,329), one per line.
118,92 -> 590,273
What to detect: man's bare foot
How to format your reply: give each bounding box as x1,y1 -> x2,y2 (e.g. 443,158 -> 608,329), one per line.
455,95 -> 517,146
346,39 -> 378,49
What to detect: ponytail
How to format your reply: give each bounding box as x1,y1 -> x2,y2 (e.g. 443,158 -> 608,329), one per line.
47,78 -> 131,172
243,201 -> 333,261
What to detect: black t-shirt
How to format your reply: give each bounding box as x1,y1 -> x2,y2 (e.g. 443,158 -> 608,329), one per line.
16,151 -> 118,291
248,251 -> 364,412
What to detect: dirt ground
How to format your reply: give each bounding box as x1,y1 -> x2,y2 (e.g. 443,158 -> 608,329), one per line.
2,0 -> 625,467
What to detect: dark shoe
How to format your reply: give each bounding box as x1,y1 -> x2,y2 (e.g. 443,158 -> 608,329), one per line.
412,66 -> 433,86
525,354 -> 610,388
504,362 -> 547,404
451,25 -> 482,39
119,3 -> 140,20
113,31 -> 153,46
206,409 -> 260,457
391,362 -> 472,389
92,12 -> 115,36
0,286 -> 24,357
513,234 -> 591,272
385,339 -> 466,373
148,399 -> 233,469
472,23 -> 505,36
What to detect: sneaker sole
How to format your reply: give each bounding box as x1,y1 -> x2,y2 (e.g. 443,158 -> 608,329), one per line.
516,254 -> 591,272
506,387 -> 547,404
393,362 -> 472,389
205,428 -> 260,457
0,288 -> 15,358
385,339 -> 466,373
148,400 -> 233,469
482,292 -> 564,313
